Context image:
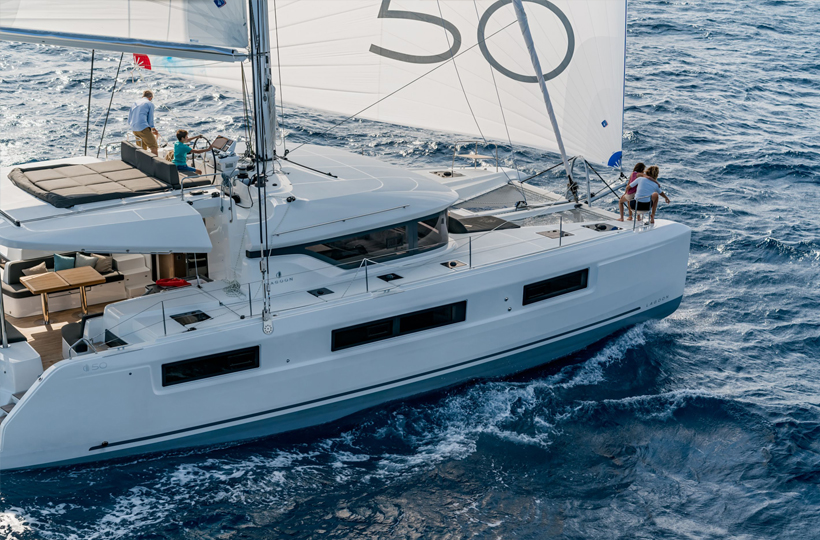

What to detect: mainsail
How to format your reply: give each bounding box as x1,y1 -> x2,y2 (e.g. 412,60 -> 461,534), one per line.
0,0 -> 249,61
141,0 -> 627,167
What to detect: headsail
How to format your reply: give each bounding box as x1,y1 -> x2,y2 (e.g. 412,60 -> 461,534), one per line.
0,0 -> 249,61
140,0 -> 627,166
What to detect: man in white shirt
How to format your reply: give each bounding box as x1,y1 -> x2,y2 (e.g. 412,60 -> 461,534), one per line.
628,165 -> 670,223
128,90 -> 159,155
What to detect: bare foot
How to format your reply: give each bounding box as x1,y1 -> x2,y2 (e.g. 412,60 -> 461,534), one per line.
626,217 -> 633,221
617,218 -> 624,222
649,217 -> 655,224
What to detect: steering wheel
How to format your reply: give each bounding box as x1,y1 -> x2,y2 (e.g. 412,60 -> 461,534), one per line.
190,135 -> 219,179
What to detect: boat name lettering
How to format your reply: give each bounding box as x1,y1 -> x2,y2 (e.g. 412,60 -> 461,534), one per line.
83,362 -> 108,372
645,295 -> 669,308
273,277 -> 294,285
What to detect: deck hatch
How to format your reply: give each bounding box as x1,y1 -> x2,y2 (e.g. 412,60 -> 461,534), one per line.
523,269 -> 589,306
162,346 -> 260,387
171,310 -> 212,326
332,301 -> 467,351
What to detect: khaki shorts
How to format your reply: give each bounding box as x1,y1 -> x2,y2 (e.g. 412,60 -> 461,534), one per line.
133,127 -> 158,150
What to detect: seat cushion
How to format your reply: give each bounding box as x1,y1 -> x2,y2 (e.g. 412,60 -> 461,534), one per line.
22,261 -> 48,276
92,254 -> 113,273
2,282 -> 34,299
103,169 -> 147,182
152,158 -> 181,187
120,178 -> 167,192
72,174 -> 110,186
3,321 -> 27,344
54,253 -> 75,271
75,253 -> 98,268
86,160 -> 131,174
136,150 -> 156,177
121,141 -> 138,167
57,165 -> 96,177
25,168 -> 67,182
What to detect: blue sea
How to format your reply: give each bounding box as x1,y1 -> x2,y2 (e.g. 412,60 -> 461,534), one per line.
2,0 -> 820,538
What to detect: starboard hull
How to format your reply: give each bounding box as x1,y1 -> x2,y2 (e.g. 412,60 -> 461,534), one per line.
0,222 -> 690,471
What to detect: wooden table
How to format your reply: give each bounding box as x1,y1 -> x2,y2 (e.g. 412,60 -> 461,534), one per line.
20,266 -> 106,324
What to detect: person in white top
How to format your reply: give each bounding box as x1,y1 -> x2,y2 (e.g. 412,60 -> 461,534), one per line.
627,165 -> 670,224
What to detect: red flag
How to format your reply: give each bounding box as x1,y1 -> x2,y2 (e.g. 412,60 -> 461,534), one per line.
133,54 -> 152,70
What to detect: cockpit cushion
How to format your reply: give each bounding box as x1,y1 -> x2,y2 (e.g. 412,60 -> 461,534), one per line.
7,162 -> 171,208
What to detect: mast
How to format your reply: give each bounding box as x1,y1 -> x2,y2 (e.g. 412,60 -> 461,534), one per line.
248,0 -> 277,333
511,0 -> 577,200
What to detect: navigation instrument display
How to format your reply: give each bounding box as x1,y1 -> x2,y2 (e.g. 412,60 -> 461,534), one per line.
212,136 -> 233,151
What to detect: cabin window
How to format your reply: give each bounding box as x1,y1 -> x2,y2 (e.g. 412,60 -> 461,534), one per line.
417,214 -> 445,250
162,346 -> 260,387
250,211 -> 449,269
306,225 -> 409,266
523,269 -> 589,306
332,301 -> 467,351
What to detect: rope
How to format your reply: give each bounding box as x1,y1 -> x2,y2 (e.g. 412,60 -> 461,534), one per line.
285,19 -> 519,156
240,62 -> 255,158
436,0 -> 486,145
585,161 -> 623,199
519,160 -> 565,183
84,49 -> 95,156
96,52 -> 125,158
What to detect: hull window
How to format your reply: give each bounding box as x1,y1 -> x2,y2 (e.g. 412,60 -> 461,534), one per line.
523,269 -> 589,306
332,301 -> 467,351
162,346 -> 260,387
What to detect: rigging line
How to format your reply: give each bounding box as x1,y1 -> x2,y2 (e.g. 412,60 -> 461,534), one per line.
272,0 -> 287,152
585,160 -> 623,199
436,0 -> 486,144
84,49 -> 95,157
470,0 -> 523,201
97,52 -> 125,159
240,62 -> 255,158
286,19 -> 521,156
281,156 -> 337,178
520,160 -> 565,183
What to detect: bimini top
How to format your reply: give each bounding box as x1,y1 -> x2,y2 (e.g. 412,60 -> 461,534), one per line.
259,144 -> 459,249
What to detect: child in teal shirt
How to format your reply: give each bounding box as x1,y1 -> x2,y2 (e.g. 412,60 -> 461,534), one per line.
173,129 -> 214,175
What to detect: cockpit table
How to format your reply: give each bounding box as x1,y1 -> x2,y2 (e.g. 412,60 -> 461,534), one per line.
19,266 -> 106,324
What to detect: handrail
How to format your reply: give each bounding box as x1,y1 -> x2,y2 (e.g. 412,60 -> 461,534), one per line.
0,209 -> 20,227
68,337 -> 98,359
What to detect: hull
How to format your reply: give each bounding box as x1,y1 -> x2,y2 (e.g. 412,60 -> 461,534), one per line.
0,222 -> 690,470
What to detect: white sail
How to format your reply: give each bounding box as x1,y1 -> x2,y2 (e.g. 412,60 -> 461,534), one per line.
0,0 -> 249,61
140,0 -> 627,166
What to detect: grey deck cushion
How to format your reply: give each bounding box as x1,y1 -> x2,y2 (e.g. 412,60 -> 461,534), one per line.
153,158 -> 181,187
8,162 -> 172,208
121,141 -> 138,167
86,160 -> 131,174
136,150 -> 156,177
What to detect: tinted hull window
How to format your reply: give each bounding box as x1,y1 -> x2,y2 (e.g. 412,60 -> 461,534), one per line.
162,346 -> 260,387
523,269 -> 589,306
332,301 -> 467,351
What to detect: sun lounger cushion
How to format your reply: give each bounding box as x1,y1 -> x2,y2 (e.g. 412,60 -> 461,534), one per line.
7,162 -> 171,208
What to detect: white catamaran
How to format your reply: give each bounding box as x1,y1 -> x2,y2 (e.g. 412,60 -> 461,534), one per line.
0,0 -> 689,470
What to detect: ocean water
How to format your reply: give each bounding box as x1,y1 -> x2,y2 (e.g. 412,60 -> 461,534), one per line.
1,0 -> 820,538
